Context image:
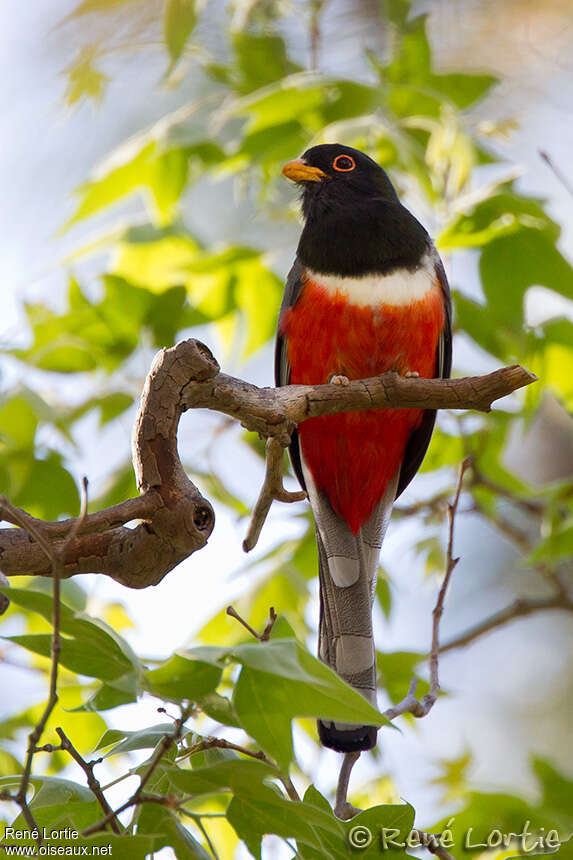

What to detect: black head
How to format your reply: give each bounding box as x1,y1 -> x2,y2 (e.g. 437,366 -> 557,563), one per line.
282,143 -> 399,220
282,143 -> 428,277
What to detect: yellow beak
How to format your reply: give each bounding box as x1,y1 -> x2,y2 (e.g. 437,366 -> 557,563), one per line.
281,159 -> 327,183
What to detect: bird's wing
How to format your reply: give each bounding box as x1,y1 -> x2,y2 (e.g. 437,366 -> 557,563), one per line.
275,258 -> 306,489
395,247 -> 452,498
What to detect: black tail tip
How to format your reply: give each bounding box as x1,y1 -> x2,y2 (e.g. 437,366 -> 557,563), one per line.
318,720 -> 377,752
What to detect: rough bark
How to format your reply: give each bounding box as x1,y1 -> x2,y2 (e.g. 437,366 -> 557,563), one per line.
0,338 -> 536,592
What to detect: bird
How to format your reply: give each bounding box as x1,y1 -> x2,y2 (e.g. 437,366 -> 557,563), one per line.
275,143 -> 452,756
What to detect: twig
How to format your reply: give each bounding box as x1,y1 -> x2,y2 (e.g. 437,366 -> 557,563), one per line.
383,458 -> 470,721
194,816 -> 220,860
55,727 -> 121,834
226,605 -> 278,641
392,490 -> 451,519
470,467 -> 543,515
309,0 -> 328,69
176,731 -> 299,802
0,497 -> 56,562
411,831 -> 457,860
539,149 -> 573,199
0,479 -> 90,840
177,736 -> 268,764
439,594 -> 573,653
243,438 -> 306,552
334,751 -> 361,820
82,704 -> 192,837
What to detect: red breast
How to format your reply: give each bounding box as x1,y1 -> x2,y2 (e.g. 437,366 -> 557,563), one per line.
280,271 -> 446,534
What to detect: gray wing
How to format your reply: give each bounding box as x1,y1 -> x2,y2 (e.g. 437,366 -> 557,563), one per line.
396,246 -> 452,498
275,258 -> 306,489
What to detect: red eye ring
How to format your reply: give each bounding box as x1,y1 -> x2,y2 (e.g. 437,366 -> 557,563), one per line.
333,154 -> 356,172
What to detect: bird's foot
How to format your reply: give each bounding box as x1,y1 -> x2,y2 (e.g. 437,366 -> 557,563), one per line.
404,370 -> 419,378
329,374 -> 350,386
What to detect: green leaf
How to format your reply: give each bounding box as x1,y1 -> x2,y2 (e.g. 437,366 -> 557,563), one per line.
341,801 -> 416,858
63,46 -> 108,106
376,572 -> 393,620
480,229 -> 573,329
0,394 -> 38,450
163,757 -> 278,796
164,0 -> 197,65
230,638 -> 393,770
439,189 -> 559,250
98,722 -> 192,757
3,587 -> 140,681
68,0 -> 139,17
233,666 -> 294,771
233,32 -> 298,94
377,651 -> 430,703
66,139 -> 194,228
384,11 -> 496,111
8,453 -> 80,520
146,652 -> 223,702
533,758 -> 573,830
76,673 -> 139,712
226,782 -> 344,860
530,525 -> 573,564
197,692 -> 240,727
136,804 -> 212,859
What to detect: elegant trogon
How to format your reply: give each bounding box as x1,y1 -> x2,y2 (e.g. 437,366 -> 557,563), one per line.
275,144 -> 452,753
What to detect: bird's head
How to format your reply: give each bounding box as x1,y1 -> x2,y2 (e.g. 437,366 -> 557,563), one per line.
281,143 -> 398,220
281,143 -> 427,276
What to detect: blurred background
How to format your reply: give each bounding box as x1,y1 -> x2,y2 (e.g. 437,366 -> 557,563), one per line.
1,0 -> 572,857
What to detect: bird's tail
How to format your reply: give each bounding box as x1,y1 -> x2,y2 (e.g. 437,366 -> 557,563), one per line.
304,461 -> 397,752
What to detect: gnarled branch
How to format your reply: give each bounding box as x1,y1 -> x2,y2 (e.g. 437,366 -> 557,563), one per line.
0,338 -> 536,590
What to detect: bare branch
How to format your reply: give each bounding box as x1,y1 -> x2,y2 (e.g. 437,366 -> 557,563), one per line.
183,362 -> 536,438
0,339 -> 535,587
2,480 -> 94,841
539,149 -> 573,199
440,594 -> 573,653
226,604 -> 278,641
243,438 -> 306,552
55,727 -> 120,834
334,751 -> 361,820
0,340 -> 217,588
383,458 -> 471,722
82,704 -> 193,837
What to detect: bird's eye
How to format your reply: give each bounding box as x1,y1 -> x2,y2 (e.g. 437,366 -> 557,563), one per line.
333,154 -> 356,172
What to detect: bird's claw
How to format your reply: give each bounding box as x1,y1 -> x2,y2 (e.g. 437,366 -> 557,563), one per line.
404,370 -> 419,378
329,374 -> 350,386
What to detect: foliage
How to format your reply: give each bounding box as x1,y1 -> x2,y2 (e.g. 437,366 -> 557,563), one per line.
1,0 -> 572,858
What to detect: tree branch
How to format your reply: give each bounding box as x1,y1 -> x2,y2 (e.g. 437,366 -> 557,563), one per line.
439,594 -> 573,653
55,727 -> 121,834
243,438 -> 306,552
82,704 -> 193,837
383,458 -> 470,721
0,338 -> 535,583
0,479 -> 90,842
